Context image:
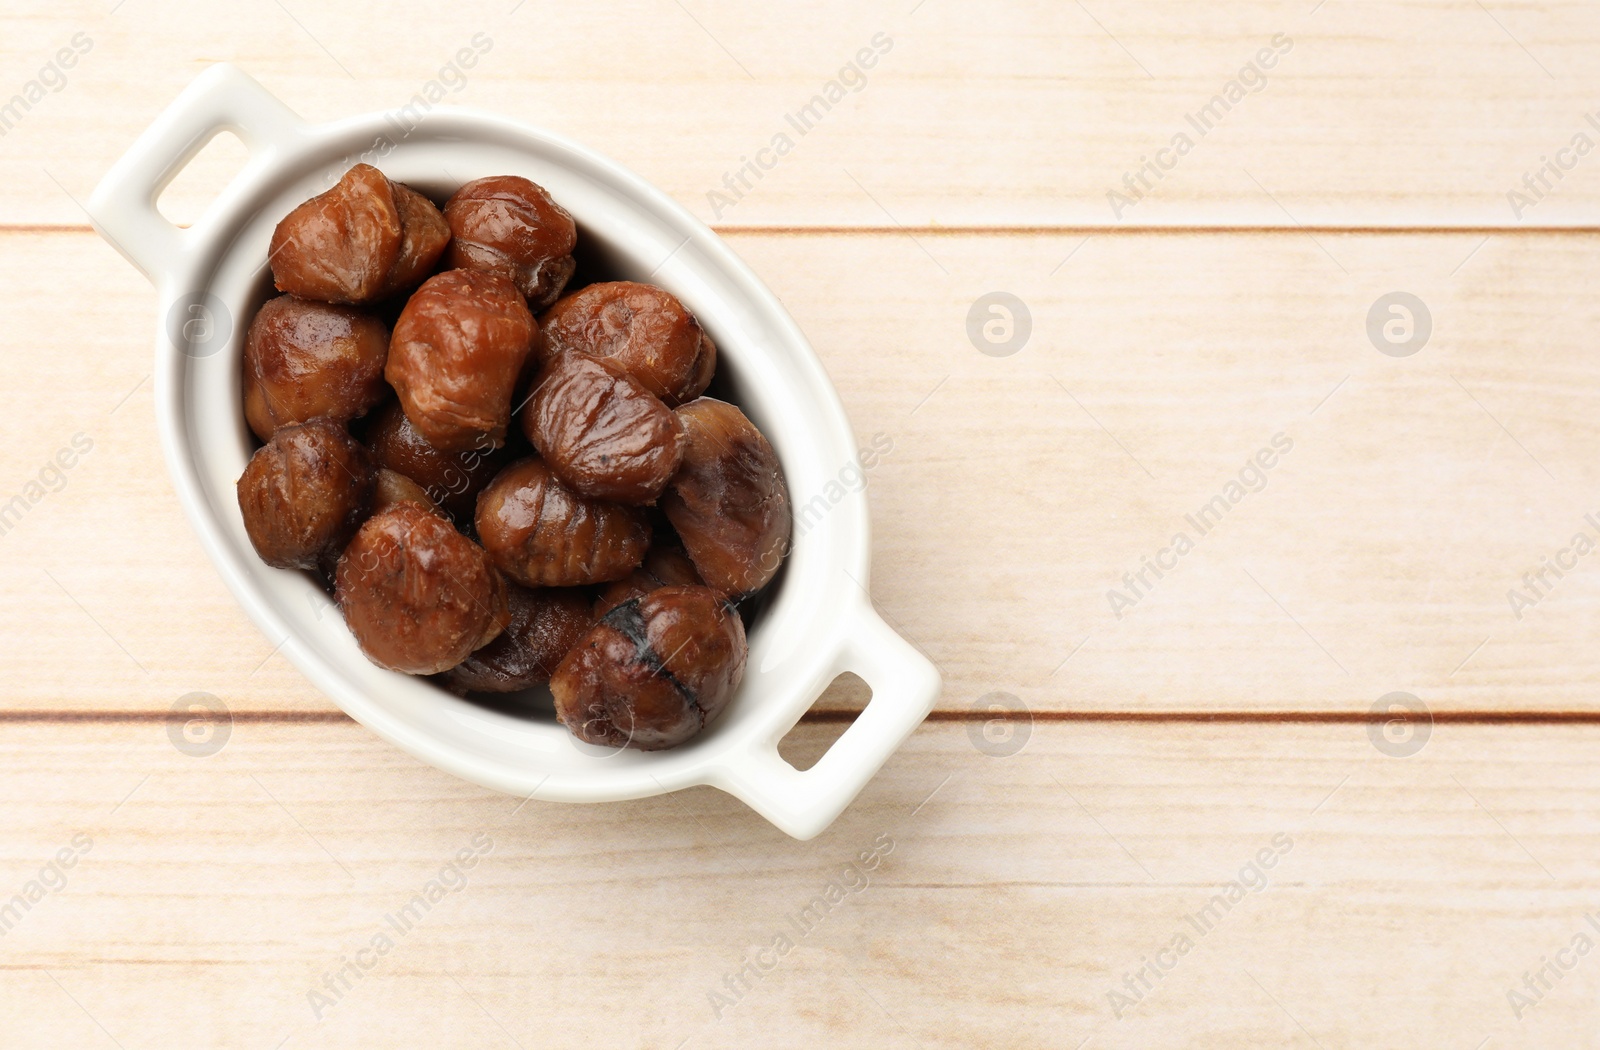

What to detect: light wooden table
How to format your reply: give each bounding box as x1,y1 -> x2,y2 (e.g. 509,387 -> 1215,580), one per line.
4,2 -> 1600,1046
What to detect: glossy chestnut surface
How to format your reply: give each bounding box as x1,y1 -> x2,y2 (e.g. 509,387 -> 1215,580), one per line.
370,466 -> 438,514
594,537 -> 705,617
474,457 -> 650,587
361,399 -> 506,523
243,294 -> 390,441
441,584 -> 593,694
522,353 -> 685,505
385,268 -> 535,453
538,281 -> 715,405
236,165 -> 794,752
444,175 -> 576,310
662,397 -> 791,595
551,584 -> 746,750
268,163 -> 449,304
236,418 -> 373,570
334,501 -> 510,675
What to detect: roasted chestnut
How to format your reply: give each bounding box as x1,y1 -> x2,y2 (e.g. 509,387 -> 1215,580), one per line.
444,176 -> 577,310
269,164 -> 450,305
361,399 -> 506,522
594,537 -> 705,617
522,353 -> 685,505
475,457 -> 650,587
551,585 -> 746,750
661,398 -> 791,595
386,269 -> 536,453
335,502 -> 510,675
538,282 -> 715,405
371,467 -> 438,514
243,295 -> 390,441
237,418 -> 374,570
441,585 -> 593,694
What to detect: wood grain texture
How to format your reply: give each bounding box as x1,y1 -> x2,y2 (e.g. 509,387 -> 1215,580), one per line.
6,1 -> 1600,227
2,719 -> 1597,1049
10,5 -> 1600,1044
5,229 -> 1599,714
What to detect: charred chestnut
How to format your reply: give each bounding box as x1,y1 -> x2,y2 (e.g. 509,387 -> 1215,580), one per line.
661,398 -> 790,595
594,537 -> 705,617
361,399 -> 506,522
444,176 -> 577,310
475,458 -> 650,587
243,295 -> 390,441
522,353 -> 685,505
370,467 -> 438,514
441,585 -> 593,694
269,164 -> 450,305
551,585 -> 746,750
538,282 -> 715,405
237,418 -> 374,570
335,502 -> 510,674
386,269 -> 536,453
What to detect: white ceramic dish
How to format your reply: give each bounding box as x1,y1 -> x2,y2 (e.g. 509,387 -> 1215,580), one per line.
87,64 -> 939,840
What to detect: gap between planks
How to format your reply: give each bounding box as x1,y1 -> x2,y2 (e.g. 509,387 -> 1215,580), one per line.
5,709 -> 1600,724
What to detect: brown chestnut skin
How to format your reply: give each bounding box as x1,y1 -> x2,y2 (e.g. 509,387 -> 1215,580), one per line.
237,418 -> 374,570
522,353 -> 685,505
661,398 -> 791,596
370,467 -> 438,514
385,182 -> 453,297
269,164 -> 450,305
335,502 -> 511,675
361,400 -> 506,522
551,585 -> 746,750
537,282 -> 715,405
243,295 -> 390,441
595,539 -> 705,616
386,269 -> 536,453
475,458 -> 650,587
441,585 -> 593,694
444,176 -> 577,310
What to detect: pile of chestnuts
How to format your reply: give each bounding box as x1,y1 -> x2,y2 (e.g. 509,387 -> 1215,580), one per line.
235,164 -> 791,751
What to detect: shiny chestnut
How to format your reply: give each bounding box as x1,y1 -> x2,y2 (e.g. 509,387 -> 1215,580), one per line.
444,176 -> 577,310
475,458 -> 650,587
661,398 -> 791,595
370,467 -> 438,514
594,537 -> 705,617
537,282 -> 715,405
335,502 -> 510,675
386,269 -> 535,453
441,585 -> 593,694
243,295 -> 390,441
361,399 -> 506,522
237,418 -> 374,570
269,164 -> 450,305
522,353 -> 685,505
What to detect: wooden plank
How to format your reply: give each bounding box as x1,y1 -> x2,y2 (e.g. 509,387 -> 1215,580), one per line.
0,718 -> 1595,1048
4,228 -> 1600,714
778,228 -> 1600,715
9,1 -> 1600,228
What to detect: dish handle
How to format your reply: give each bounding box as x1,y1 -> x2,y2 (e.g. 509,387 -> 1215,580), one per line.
710,599 -> 941,840
87,63 -> 304,287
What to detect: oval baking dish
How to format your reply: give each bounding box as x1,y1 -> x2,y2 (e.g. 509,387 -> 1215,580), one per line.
87,64 -> 940,840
